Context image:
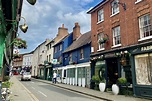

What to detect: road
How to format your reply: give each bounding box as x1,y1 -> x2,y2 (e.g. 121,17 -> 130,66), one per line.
18,78 -> 102,101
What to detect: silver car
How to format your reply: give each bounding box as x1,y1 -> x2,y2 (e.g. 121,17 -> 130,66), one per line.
21,72 -> 31,81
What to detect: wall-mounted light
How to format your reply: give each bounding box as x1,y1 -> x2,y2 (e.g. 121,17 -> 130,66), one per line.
18,16 -> 28,33
26,0 -> 37,5
114,1 -> 126,11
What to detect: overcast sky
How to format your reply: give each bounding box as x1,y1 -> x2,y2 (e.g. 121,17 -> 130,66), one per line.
18,0 -> 101,54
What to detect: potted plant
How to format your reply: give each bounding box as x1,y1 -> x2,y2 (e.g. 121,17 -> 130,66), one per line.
92,75 -> 100,90
99,78 -> 106,92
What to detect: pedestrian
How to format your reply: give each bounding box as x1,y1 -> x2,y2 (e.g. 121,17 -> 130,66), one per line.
53,71 -> 57,84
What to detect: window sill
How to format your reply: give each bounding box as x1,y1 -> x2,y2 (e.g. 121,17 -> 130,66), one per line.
138,36 -> 152,42
111,44 -> 122,48
97,48 -> 105,52
135,0 -> 143,4
110,11 -> 120,17
97,20 -> 104,25
80,58 -> 84,60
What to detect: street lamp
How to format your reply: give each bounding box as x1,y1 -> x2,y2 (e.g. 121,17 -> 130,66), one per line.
18,17 -> 28,33
26,0 -> 37,5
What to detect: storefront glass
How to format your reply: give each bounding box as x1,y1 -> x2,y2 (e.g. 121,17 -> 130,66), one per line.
135,53 -> 152,85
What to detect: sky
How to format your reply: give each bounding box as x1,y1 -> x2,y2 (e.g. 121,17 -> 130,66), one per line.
18,0 -> 101,54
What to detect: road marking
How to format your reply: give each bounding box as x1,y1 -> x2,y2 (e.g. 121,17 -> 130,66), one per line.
38,91 -> 47,97
31,82 -> 35,83
32,87 -> 35,89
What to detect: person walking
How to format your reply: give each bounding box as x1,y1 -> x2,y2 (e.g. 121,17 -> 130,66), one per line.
53,72 -> 57,84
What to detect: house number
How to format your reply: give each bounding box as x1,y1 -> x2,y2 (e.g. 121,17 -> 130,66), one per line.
141,45 -> 152,51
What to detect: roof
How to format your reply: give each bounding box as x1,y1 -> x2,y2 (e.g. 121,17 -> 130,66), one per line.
53,34 -> 69,47
87,0 -> 107,14
63,31 -> 91,53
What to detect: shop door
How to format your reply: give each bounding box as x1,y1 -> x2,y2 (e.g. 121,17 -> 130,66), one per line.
106,58 -> 118,87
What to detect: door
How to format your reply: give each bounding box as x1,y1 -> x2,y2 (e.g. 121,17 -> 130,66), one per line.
106,58 -> 118,87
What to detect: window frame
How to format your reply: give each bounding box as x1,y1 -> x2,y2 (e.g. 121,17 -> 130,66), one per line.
80,48 -> 84,59
97,33 -> 105,51
112,26 -> 121,46
138,14 -> 152,40
97,9 -> 104,23
111,0 -> 119,16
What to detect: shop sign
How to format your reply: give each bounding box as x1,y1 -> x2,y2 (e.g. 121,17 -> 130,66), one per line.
141,45 -> 152,51
104,53 -> 116,58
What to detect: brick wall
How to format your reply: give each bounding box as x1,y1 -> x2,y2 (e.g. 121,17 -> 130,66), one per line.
90,0 -> 152,53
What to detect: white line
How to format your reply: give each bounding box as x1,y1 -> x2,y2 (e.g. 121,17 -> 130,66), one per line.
38,91 -> 47,97
32,87 -> 35,89
31,82 -> 35,83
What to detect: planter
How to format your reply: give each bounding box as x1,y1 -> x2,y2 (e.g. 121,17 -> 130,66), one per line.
112,84 -> 119,95
99,82 -> 106,92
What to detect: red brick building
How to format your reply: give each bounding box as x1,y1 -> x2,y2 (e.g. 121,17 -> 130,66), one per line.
87,0 -> 152,99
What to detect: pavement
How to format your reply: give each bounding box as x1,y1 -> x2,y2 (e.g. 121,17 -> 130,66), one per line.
9,76 -> 151,101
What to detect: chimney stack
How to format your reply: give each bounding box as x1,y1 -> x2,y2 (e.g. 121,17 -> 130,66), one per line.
73,22 -> 81,41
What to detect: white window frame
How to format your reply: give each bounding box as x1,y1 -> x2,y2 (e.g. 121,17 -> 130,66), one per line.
111,0 -> 119,16
112,26 -> 121,46
97,9 -> 104,23
97,33 -> 105,51
80,48 -> 84,59
135,0 -> 143,4
138,14 -> 152,40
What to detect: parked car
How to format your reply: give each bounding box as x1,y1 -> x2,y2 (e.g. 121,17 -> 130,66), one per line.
21,72 -> 31,81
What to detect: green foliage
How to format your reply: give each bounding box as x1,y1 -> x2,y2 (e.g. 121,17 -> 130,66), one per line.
92,75 -> 100,83
13,38 -> 27,49
2,81 -> 13,88
3,76 -> 10,82
117,77 -> 127,84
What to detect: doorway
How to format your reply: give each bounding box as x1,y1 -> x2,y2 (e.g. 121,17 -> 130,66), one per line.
106,58 -> 119,87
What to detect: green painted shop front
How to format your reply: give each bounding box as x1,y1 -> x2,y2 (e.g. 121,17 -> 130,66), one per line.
130,42 -> 152,99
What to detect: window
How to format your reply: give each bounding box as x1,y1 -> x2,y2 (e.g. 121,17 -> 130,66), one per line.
59,44 -> 62,51
80,48 -> 84,59
98,33 -> 105,50
69,53 -> 72,62
54,47 -> 57,53
49,44 -> 52,49
98,9 -> 104,23
113,26 -> 121,46
111,0 -> 119,15
135,53 -> 152,85
139,14 -> 152,39
49,54 -> 51,62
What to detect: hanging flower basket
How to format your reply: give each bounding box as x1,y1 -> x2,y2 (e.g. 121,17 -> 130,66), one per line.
13,38 -> 27,49
98,37 -> 108,44
13,54 -> 20,59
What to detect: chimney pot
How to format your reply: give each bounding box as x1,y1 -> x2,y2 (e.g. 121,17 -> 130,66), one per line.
62,24 -> 64,28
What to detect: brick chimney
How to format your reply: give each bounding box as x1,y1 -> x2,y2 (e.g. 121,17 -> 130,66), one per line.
73,22 -> 81,41
55,24 -> 68,42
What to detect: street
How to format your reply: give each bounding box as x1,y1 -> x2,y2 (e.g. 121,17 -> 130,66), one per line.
17,77 -> 102,101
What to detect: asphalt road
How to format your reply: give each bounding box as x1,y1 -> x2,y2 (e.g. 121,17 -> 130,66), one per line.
18,78 -> 102,101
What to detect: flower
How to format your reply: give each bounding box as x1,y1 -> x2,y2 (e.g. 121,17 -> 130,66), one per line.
98,37 -> 108,44
13,38 -> 27,49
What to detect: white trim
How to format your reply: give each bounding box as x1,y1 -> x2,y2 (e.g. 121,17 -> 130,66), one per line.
111,44 -> 122,48
97,48 -> 105,52
110,11 -> 119,17
138,36 -> 152,42
97,20 -> 104,25
135,0 -> 143,4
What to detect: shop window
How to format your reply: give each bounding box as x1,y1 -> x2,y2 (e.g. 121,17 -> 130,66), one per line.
135,53 -> 152,85
139,14 -> 152,39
